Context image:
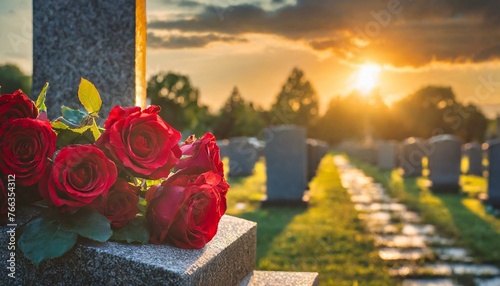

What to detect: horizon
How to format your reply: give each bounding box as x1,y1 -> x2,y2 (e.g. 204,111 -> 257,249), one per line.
1,0 -> 500,117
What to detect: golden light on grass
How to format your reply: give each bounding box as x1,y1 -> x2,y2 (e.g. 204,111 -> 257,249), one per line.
354,63 -> 382,95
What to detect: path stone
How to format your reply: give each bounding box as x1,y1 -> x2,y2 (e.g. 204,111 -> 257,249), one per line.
334,155 -> 500,285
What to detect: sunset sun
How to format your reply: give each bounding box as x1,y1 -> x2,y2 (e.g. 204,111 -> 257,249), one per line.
355,63 -> 381,95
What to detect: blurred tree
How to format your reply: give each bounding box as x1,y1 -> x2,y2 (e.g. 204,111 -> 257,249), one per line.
270,68 -> 319,132
311,93 -> 367,144
147,72 -> 212,136
391,86 -> 488,142
0,64 -> 31,97
212,86 -> 265,139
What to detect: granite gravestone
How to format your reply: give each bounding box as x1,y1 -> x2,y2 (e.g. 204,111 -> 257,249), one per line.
216,139 -> 229,159
377,141 -> 398,170
399,137 -> 427,177
428,135 -> 462,192
33,0 -> 147,119
462,142 -> 483,176
306,139 -> 319,181
228,137 -> 259,177
264,125 -> 307,204
485,139 -> 500,208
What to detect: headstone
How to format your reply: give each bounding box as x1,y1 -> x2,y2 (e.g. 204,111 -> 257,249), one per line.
264,125 -> 307,204
377,141 -> 398,170
497,115 -> 500,138
399,137 -> 428,177
485,139 -> 500,208
462,142 -> 483,176
33,0 -> 147,119
427,134 -> 462,192
306,139 -> 319,181
216,139 -> 229,159
1,207 -> 256,285
359,146 -> 377,165
228,137 -> 259,177
316,140 -> 329,166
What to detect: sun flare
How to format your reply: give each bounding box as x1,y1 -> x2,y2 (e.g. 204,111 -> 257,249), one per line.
355,63 -> 381,95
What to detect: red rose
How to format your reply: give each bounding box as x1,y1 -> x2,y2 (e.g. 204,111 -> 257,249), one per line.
146,170 -> 229,248
0,90 -> 38,126
96,106 -> 182,179
97,178 -> 139,228
0,179 -> 6,218
39,145 -> 117,211
0,118 -> 56,187
174,133 -> 224,176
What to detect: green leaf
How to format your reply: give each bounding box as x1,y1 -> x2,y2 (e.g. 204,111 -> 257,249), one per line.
138,197 -> 147,215
111,216 -> 150,244
35,82 -> 49,112
54,123 -> 100,148
60,106 -> 87,127
18,217 -> 78,266
78,78 -> 102,116
62,208 -> 112,242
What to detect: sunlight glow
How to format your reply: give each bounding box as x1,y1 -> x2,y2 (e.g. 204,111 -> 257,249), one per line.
355,63 -> 381,95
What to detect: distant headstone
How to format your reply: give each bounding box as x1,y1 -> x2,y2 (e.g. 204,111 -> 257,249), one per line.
462,142 -> 483,176
497,115 -> 500,138
399,137 -> 427,177
264,125 -> 307,204
33,0 -> 147,118
485,139 -> 500,208
306,139 -> 319,181
228,137 -> 259,177
377,141 -> 398,170
216,139 -> 229,159
428,135 -> 462,192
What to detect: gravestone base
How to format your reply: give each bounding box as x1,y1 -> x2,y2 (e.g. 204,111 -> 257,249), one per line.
261,198 -> 309,208
430,183 -> 461,194
1,206 -> 256,285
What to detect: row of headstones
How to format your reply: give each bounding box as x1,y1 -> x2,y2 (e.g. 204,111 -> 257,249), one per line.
218,126 -> 329,204
339,134 -> 500,208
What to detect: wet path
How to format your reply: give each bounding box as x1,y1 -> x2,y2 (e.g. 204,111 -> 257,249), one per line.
334,156 -> 500,286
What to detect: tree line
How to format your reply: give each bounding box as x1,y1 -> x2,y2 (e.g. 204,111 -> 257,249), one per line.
0,64 -> 490,143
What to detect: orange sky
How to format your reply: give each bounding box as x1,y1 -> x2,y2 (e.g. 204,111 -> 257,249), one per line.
1,0 -> 500,117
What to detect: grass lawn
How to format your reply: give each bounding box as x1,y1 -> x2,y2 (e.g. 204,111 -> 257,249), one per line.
225,156 -> 394,286
351,157 -> 500,266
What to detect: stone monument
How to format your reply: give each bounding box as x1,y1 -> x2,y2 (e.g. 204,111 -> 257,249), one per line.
427,134 -> 462,192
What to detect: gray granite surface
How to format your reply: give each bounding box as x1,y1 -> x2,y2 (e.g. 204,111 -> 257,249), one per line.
240,271 -> 319,286
0,207 -> 256,285
33,0 -> 146,119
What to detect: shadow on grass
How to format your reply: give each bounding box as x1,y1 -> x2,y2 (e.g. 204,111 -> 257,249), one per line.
438,194 -> 500,265
239,207 -> 306,261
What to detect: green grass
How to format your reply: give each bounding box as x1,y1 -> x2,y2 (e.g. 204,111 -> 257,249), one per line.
225,155 -> 395,286
351,157 -> 500,266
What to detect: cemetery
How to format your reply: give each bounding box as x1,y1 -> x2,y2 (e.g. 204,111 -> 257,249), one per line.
1,0 -> 500,285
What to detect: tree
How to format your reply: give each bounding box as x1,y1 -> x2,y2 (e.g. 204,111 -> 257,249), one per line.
0,64 -> 31,97
212,87 -> 265,139
147,72 -> 211,136
270,68 -> 319,131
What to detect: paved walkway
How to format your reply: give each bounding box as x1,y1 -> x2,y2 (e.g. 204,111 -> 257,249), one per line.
334,156 -> 500,286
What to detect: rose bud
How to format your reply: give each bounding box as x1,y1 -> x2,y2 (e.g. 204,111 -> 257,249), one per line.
0,118 -> 56,187
39,144 -> 117,211
97,178 -> 139,228
174,133 -> 224,177
146,170 -> 229,248
96,105 -> 182,180
0,90 -> 38,126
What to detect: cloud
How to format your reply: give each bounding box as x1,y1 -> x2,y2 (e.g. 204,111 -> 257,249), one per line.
147,32 -> 246,49
149,0 -> 500,67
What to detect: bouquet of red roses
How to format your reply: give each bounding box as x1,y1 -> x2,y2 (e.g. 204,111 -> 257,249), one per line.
0,79 -> 229,266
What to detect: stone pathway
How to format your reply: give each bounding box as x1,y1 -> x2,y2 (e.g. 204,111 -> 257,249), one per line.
334,156 -> 500,286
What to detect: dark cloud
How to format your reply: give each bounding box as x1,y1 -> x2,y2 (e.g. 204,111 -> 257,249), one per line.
147,32 -> 246,49
149,0 -> 500,66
